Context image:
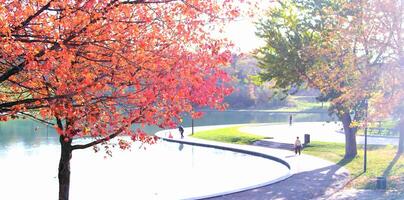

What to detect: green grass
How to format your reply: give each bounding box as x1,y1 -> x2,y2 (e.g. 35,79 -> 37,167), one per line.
191,126 -> 268,145
192,125 -> 404,190
304,142 -> 404,190
357,120 -> 399,136
275,95 -> 329,112
378,120 -> 398,129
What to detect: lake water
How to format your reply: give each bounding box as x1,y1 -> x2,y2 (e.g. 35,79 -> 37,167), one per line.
0,140 -> 289,200
0,111 -> 333,149
0,111 -> 330,199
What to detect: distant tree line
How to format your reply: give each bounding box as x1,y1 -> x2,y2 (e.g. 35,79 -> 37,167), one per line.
223,54 -> 288,109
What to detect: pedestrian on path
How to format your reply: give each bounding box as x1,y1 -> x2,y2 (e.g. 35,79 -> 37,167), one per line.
178,125 -> 184,139
289,115 -> 293,126
294,136 -> 302,155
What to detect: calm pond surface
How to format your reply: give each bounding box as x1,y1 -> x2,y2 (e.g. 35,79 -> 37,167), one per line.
0,110 -> 331,199
0,138 -> 290,200
0,110 -> 334,149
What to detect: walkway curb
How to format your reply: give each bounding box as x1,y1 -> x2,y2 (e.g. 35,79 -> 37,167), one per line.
155,128 -> 293,200
155,123 -> 351,200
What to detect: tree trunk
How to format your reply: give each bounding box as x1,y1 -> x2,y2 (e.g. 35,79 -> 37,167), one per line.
341,112 -> 357,159
399,131 -> 404,154
398,119 -> 404,154
58,136 -> 72,200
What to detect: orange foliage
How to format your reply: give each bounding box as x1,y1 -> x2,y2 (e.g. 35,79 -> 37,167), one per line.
0,0 -> 242,144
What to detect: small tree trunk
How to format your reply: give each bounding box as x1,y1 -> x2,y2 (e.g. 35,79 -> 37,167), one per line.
399,131 -> 404,154
58,136 -> 72,200
398,119 -> 404,154
341,112 -> 357,159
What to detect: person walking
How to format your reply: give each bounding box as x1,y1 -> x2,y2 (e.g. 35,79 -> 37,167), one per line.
178,125 -> 184,139
289,115 -> 293,126
294,136 -> 302,155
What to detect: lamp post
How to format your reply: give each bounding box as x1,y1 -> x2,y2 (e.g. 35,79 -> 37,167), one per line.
364,99 -> 368,173
191,118 -> 194,135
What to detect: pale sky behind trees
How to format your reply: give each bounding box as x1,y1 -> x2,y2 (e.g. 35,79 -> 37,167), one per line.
226,18 -> 264,53
224,0 -> 272,53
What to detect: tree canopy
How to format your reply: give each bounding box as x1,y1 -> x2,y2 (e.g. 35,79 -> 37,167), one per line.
0,0 -> 240,144
256,0 -> 403,157
0,1 -> 243,199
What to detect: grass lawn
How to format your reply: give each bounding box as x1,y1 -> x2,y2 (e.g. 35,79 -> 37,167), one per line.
356,120 -> 399,136
303,142 -> 404,190
191,125 -> 403,190
191,126 -> 269,145
275,95 -> 329,112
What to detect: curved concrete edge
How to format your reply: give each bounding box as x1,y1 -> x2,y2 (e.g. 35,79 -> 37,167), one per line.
155,128 -> 293,200
160,136 -> 291,170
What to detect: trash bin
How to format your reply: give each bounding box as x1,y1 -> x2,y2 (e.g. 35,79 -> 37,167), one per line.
304,134 -> 310,144
376,176 -> 387,189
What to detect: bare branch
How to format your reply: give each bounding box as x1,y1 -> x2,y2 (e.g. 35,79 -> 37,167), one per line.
18,112 -> 55,126
0,94 -> 74,109
71,112 -> 144,150
71,131 -> 122,150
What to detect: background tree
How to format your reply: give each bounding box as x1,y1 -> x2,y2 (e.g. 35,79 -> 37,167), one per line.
224,54 -> 287,109
0,0 -> 241,199
256,0 -> 402,158
256,0 -> 359,158
365,0 -> 403,154
317,0 -> 403,155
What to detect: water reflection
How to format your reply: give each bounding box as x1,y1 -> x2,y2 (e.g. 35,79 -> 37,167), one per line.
178,143 -> 184,151
0,119 -> 58,150
0,140 -> 290,200
183,110 -> 334,127
1,111 -> 322,199
0,111 -> 334,149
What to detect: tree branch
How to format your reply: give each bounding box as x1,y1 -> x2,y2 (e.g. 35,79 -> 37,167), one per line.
0,41 -> 61,84
0,62 -> 25,83
0,94 -> 73,109
13,38 -> 55,44
14,0 -> 55,31
71,113 -> 144,150
0,0 -> 116,84
18,112 -> 55,126
71,131 -> 122,150
122,0 -> 177,4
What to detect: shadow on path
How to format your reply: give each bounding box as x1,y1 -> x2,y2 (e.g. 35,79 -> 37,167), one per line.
204,164 -> 348,200
253,140 -> 294,150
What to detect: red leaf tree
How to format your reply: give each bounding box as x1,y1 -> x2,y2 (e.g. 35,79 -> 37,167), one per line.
0,1 -> 240,199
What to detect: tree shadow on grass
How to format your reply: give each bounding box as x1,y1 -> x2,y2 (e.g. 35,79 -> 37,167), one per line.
336,156 -> 355,167
360,152 -> 402,190
362,152 -> 403,190
333,156 -> 365,191
357,144 -> 387,151
382,152 -> 402,178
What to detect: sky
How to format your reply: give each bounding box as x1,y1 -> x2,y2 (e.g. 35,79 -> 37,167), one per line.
225,18 -> 264,53
223,0 -> 273,53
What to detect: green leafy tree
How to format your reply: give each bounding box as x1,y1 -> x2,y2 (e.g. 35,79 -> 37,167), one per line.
256,0 -> 402,158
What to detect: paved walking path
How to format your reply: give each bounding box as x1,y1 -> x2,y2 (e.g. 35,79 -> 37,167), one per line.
158,123 -> 349,200
158,122 -> 400,200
